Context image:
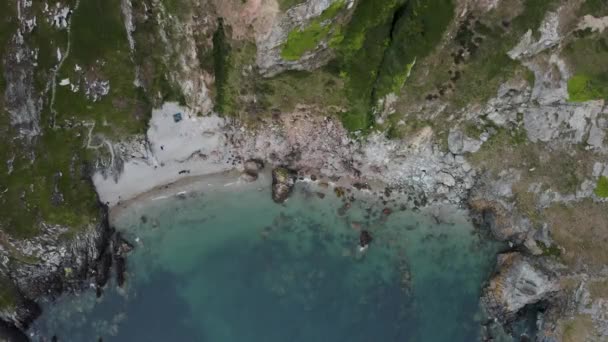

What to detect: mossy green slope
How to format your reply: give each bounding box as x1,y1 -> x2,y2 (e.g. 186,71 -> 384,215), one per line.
333,0 -> 454,132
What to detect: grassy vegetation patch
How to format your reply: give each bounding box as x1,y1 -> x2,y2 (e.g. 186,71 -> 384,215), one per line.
277,0 -> 454,133
0,1 -> 17,92
399,0 -> 560,110
331,0 -> 454,132
374,0 -> 454,99
282,22 -> 332,61
133,0 -> 184,106
536,241 -> 561,257
563,31 -> 608,102
281,0 -> 345,61
0,277 -> 18,310
594,176 -> 608,197
547,200 -> 608,272
470,129 -> 593,194
578,0 -> 608,16
54,0 -> 149,137
213,19 -> 234,115
259,68 -> 348,114
161,0 -> 192,18
278,0 -> 307,11
0,123 -> 99,238
384,114 -> 433,140
589,279 -> 608,298
0,0 -> 151,239
568,73 -> 608,102
561,315 -> 596,342
70,0 -> 129,64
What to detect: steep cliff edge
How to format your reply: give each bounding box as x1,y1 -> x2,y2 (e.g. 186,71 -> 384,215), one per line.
1,0 -> 608,339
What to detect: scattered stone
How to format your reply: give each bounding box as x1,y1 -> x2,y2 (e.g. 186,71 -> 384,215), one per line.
448,129 -> 483,155
438,172 -> 457,187
337,202 -> 351,216
353,182 -> 371,190
359,230 -> 373,248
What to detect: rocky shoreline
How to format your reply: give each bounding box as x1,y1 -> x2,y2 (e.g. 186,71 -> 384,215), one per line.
2,0 -> 608,340
1,106 -> 565,340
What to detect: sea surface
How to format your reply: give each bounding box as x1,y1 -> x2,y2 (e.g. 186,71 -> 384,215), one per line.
31,175 -> 504,341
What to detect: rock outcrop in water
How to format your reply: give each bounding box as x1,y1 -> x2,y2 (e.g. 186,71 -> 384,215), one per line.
272,167 -> 297,203
482,252 -> 559,322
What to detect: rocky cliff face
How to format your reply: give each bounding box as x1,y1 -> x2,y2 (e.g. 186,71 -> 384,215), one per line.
2,0 -> 608,339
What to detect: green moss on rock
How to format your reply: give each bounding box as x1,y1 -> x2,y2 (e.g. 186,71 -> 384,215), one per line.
594,176 -> 608,198
568,74 -> 608,102
281,0 -> 345,61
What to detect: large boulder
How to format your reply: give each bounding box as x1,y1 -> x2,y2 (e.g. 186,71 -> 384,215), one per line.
447,129 -> 483,155
242,159 -> 265,182
271,167 -> 297,203
482,252 -> 559,321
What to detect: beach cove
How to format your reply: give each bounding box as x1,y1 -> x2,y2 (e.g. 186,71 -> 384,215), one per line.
31,173 -> 504,341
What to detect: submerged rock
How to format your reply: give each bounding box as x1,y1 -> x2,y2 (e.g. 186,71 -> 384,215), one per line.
272,167 -> 297,203
481,252 -> 559,322
359,230 -> 373,248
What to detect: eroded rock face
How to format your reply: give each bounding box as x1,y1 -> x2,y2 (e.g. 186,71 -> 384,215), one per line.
469,199 -> 530,243
271,167 -> 296,203
256,0 -> 352,76
0,207 -> 113,329
3,9 -> 42,138
482,252 -> 559,321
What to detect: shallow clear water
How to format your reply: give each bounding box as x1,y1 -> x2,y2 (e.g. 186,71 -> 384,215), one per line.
31,176 -> 501,341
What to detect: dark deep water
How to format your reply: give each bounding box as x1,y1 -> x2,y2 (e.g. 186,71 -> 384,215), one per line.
31,176 -> 504,341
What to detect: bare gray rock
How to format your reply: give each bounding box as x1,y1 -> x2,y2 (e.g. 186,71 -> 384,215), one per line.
447,129 -> 482,155
3,36 -> 41,137
482,252 -> 559,321
256,0 -> 352,77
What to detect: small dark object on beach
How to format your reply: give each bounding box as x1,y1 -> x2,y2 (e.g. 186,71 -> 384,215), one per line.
382,208 -> 392,216
353,182 -> 371,190
359,230 -> 373,248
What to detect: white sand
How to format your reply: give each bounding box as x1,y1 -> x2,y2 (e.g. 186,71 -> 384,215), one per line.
93,102 -> 235,207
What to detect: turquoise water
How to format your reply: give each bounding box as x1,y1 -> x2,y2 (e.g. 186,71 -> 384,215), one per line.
31,177 -> 501,341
